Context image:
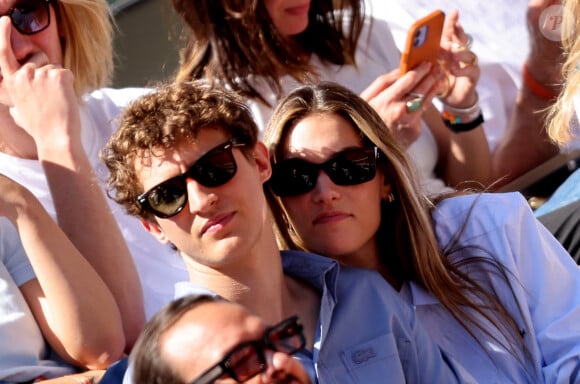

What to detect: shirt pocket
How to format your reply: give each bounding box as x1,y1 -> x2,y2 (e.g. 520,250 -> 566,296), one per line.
340,332 -> 409,383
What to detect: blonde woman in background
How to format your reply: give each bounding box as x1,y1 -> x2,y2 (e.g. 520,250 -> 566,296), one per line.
535,0 -> 580,263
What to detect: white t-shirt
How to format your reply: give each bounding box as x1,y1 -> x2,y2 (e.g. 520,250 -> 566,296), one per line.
247,14 -> 448,195
0,217 -> 75,382
0,88 -> 189,320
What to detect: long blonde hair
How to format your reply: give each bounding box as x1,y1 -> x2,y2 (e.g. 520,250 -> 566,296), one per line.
56,0 -> 114,97
264,82 -> 533,376
547,0 -> 580,145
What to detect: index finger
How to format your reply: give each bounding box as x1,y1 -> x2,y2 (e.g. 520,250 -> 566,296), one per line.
0,17 -> 20,77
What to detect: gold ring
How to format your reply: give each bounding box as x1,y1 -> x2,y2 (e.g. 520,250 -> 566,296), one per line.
405,93 -> 424,113
460,52 -> 478,68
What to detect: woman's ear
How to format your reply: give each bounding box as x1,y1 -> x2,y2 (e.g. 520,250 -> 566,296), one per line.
253,141 -> 273,183
381,182 -> 394,201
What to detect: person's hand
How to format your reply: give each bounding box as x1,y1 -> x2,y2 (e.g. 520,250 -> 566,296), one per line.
437,9 -> 480,109
0,16 -> 81,151
361,62 -> 444,147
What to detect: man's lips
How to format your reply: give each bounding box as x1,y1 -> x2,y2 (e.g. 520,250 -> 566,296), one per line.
201,211 -> 235,235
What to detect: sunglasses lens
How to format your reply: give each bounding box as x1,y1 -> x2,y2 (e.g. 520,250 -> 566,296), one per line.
193,147 -> 237,187
229,343 -> 266,382
146,178 -> 187,218
11,0 -> 49,35
268,318 -> 305,354
269,148 -> 377,197
327,148 -> 376,186
269,159 -> 317,197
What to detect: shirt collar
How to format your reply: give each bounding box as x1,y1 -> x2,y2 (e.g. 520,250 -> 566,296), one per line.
400,280 -> 440,306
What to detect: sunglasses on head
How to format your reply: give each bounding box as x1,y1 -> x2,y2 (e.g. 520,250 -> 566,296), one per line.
2,0 -> 51,35
268,147 -> 380,197
137,140 -> 246,218
191,315 -> 305,384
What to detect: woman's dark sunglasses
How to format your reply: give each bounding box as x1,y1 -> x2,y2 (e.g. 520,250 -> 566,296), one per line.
269,147 -> 380,197
3,0 -> 52,35
137,140 -> 246,218
191,316 -> 305,384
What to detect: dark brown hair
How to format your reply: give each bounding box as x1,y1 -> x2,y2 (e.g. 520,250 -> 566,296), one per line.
172,0 -> 366,105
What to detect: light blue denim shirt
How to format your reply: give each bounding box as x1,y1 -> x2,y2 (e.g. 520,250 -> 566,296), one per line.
169,251 -> 474,384
123,251 -> 473,384
400,192 -> 580,383
279,250 -> 474,383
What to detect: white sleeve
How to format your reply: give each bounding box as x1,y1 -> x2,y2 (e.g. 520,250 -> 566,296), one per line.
0,217 -> 35,286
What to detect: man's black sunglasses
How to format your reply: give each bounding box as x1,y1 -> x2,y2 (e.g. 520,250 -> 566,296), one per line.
137,140 -> 246,218
191,315 -> 305,384
3,0 -> 52,35
268,147 -> 380,197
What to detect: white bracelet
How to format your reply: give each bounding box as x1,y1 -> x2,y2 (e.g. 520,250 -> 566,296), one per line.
442,93 -> 480,115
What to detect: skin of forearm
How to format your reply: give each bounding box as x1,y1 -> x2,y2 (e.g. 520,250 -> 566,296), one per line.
492,85 -> 559,187
446,126 -> 493,189
13,189 -> 125,368
38,142 -> 145,351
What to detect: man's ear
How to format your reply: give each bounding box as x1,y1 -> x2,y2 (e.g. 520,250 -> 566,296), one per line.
140,219 -> 171,245
253,141 -> 272,183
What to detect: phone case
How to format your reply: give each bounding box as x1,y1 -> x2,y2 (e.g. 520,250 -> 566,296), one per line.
399,10 -> 445,76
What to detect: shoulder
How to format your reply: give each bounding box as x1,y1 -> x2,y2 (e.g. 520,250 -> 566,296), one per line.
433,192 -> 532,235
80,87 -> 152,137
82,87 -> 152,116
281,250 -> 412,315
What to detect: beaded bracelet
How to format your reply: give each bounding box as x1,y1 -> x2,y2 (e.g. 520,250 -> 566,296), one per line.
442,111 -> 484,133
441,94 -> 484,133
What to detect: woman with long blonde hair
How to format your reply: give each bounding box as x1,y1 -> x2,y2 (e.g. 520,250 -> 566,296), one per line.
264,81 -> 580,383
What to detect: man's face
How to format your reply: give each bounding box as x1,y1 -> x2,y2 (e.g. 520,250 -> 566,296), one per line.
135,128 -> 272,270
160,301 -> 310,383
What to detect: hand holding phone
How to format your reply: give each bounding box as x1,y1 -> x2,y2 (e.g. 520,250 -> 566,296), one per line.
399,10 -> 445,76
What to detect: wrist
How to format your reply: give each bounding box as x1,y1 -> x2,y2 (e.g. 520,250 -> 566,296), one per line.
441,94 -> 484,133
522,62 -> 561,100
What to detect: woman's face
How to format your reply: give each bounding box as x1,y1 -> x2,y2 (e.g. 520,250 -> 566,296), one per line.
263,0 -> 310,36
276,113 -> 391,270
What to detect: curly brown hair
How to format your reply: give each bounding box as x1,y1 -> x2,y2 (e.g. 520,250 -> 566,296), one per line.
101,80 -> 259,221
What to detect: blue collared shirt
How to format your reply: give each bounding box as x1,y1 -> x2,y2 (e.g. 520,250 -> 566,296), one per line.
400,192 -> 580,383
125,252 -> 474,384
279,250 -> 473,383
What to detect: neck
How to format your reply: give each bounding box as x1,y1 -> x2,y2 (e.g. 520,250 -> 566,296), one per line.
184,229 -> 292,324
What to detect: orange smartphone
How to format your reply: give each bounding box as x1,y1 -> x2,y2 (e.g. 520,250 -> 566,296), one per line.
399,10 -> 445,76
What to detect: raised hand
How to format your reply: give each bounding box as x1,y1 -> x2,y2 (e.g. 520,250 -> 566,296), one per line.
438,9 -> 480,109
361,62 -> 444,147
0,16 -> 80,151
